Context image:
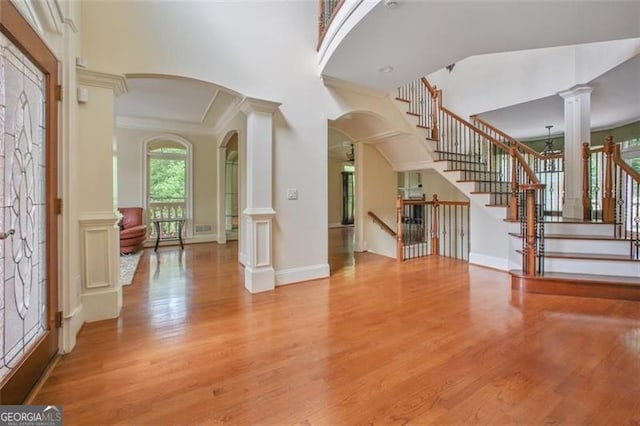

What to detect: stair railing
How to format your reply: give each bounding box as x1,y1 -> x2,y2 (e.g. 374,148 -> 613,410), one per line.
473,116 -> 564,218
396,194 -> 470,261
367,211 -> 397,238
437,105 -> 539,221
520,184 -> 546,275
397,78 -> 439,140
584,136 -> 640,259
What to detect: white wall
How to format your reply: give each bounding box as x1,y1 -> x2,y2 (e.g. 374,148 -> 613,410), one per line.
361,144 -> 397,258
428,38 -> 640,119
420,169 -> 468,203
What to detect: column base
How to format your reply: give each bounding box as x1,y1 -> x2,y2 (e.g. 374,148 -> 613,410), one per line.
245,265 -> 275,293
81,287 -> 123,322
563,197 -> 584,220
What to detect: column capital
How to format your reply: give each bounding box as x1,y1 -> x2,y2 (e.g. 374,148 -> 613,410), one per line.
243,207 -> 276,219
77,68 -> 128,97
558,84 -> 592,99
239,97 -> 281,115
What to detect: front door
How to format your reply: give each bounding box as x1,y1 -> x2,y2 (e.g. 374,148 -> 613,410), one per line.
0,0 -> 59,404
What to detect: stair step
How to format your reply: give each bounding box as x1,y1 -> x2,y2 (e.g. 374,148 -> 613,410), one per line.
517,250 -> 639,262
395,97 -> 410,103
510,270 -> 640,301
406,111 -> 420,117
545,222 -> 616,237
509,233 -> 622,241
510,233 -> 633,256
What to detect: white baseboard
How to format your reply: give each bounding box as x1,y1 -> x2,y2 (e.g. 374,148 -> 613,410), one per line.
188,233 -> 218,244
62,304 -> 84,353
469,252 -> 509,271
82,287 -> 123,322
239,251 -> 248,266
276,263 -> 330,286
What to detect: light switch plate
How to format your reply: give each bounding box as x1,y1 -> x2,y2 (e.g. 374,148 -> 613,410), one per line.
287,188 -> 298,200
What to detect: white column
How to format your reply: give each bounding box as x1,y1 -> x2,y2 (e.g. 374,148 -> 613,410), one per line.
76,68 -> 127,321
239,98 -> 281,293
558,85 -> 592,220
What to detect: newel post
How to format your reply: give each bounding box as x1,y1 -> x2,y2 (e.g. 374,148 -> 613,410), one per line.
508,147 -> 519,221
430,87 -> 439,141
396,195 -> 403,262
602,136 -> 615,223
582,142 -> 592,220
431,194 -> 440,256
520,184 -> 545,276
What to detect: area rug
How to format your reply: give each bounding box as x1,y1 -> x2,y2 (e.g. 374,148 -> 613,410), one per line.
119,251 -> 144,286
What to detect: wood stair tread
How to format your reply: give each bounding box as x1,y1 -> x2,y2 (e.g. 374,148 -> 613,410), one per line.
516,250 -> 639,262
395,97 -> 410,103
510,270 -> 640,286
510,270 -> 640,301
508,232 -> 626,241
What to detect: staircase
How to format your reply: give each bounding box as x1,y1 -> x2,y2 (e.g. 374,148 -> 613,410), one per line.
394,78 -> 640,301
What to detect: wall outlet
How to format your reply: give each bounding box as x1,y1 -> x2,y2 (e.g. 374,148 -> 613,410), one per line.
287,188 -> 298,200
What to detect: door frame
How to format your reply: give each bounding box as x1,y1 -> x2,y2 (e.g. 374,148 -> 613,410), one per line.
0,0 -> 59,404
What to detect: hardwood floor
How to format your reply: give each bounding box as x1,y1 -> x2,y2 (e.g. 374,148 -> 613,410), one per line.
33,230 -> 640,424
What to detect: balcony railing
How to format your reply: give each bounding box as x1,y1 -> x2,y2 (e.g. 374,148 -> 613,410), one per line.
317,0 -> 344,49
148,199 -> 186,239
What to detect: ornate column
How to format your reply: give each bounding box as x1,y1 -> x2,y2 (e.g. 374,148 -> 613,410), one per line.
239,97 -> 281,293
76,68 -> 127,321
558,85 -> 592,220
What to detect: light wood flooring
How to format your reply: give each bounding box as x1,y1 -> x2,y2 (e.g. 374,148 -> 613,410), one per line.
33,228 -> 640,424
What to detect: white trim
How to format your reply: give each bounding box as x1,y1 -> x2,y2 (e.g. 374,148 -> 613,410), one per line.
117,115 -> 215,136
393,160 -> 435,172
239,97 -> 281,115
142,134 -> 194,239
212,98 -> 243,136
81,288 -> 122,323
329,222 -> 345,228
243,207 -> 276,218
322,75 -> 387,99
201,89 -> 220,123
187,233 -> 218,244
61,303 -> 84,353
77,68 -> 128,96
354,130 -> 411,145
469,252 -> 509,271
275,263 -> 330,286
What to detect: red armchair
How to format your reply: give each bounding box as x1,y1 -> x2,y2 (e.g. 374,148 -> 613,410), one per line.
119,207 -> 147,254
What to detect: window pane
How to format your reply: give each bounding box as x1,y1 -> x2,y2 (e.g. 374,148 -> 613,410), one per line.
149,157 -> 185,202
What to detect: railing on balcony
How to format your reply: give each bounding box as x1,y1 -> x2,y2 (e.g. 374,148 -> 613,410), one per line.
396,194 -> 470,261
317,0 -> 344,49
148,198 -> 186,239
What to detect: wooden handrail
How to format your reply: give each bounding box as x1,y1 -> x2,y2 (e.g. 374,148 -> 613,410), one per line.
401,199 -> 470,206
472,116 -> 561,160
420,77 -> 438,97
613,143 -> 640,183
367,211 -> 397,238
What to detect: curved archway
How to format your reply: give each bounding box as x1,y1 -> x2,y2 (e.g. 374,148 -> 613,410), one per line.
216,130 -> 240,244
142,133 -> 194,239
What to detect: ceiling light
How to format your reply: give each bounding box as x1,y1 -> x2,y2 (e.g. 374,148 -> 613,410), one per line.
379,66 -> 394,73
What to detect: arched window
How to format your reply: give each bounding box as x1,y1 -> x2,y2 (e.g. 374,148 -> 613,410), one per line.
144,136 -> 193,238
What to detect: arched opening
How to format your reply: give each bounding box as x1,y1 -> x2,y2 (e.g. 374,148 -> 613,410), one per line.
224,135 -> 239,240
143,134 -> 193,241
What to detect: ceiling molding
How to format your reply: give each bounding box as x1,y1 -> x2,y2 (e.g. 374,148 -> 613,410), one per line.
393,160 -> 435,172
200,89 -> 220,123
354,130 -> 411,145
239,97 -> 282,115
322,75 -> 387,99
77,68 -> 128,96
116,115 -> 215,136
212,97 -> 243,135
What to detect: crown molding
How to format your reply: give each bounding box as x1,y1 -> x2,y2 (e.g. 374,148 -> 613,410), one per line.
212,97 -> 243,135
354,130 -> 411,145
239,97 -> 281,115
558,84 -> 593,99
321,75 -> 387,99
116,115 -> 215,137
77,68 -> 128,96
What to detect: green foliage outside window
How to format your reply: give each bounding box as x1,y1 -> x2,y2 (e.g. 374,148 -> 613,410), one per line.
149,157 -> 186,202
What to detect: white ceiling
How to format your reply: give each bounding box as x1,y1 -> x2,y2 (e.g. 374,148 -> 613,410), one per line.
115,76 -> 242,132
477,54 -> 640,139
322,1 -> 640,93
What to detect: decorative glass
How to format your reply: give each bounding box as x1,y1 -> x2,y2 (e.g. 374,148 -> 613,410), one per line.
0,32 -> 47,384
